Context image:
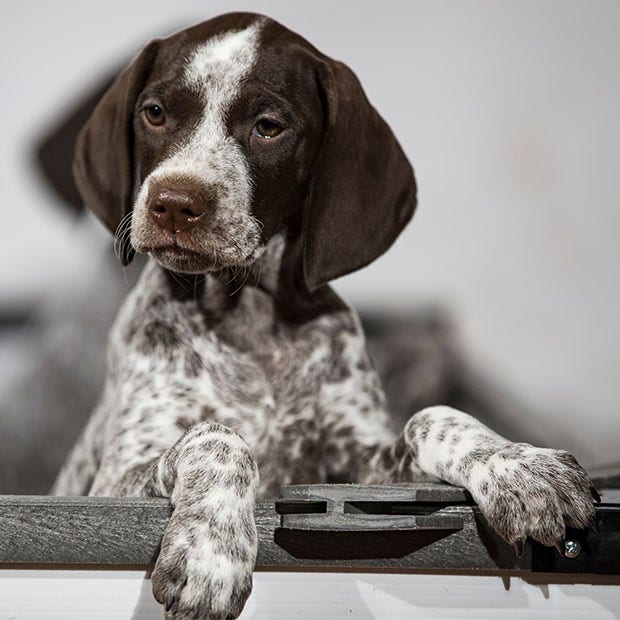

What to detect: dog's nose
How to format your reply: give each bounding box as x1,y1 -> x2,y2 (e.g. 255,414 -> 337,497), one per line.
149,189 -> 206,232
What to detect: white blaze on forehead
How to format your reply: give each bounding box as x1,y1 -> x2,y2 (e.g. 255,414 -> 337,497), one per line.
184,23 -> 262,134
131,21 -> 266,270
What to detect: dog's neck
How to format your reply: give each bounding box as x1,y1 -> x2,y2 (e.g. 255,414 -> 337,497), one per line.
156,231 -> 347,323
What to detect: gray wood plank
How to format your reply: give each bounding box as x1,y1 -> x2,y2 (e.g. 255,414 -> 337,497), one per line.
0,486 -> 522,570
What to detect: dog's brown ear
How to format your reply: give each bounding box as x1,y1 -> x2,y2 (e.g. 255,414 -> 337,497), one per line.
302,59 -> 417,291
72,41 -> 160,265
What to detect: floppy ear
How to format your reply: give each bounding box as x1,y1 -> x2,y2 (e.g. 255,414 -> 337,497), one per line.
302,59 -> 417,291
72,41 -> 160,265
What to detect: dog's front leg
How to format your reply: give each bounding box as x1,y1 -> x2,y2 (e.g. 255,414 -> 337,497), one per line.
92,421 -> 259,620
403,405 -> 599,552
319,316 -> 598,552
344,404 -> 600,552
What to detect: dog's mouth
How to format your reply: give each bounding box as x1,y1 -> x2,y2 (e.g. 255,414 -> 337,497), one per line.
147,243 -> 219,274
144,240 -> 264,275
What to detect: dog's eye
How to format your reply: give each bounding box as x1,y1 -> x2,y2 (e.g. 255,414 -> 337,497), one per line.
144,105 -> 166,126
252,119 -> 283,139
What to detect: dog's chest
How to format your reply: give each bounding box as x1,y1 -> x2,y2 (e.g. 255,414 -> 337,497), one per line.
212,287 -> 338,398
115,270 -> 349,442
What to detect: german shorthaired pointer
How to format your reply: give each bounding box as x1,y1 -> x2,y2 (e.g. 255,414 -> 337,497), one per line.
52,12 -> 599,620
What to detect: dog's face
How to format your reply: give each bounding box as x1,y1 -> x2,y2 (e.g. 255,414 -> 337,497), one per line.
74,13 -> 417,290
130,19 -> 325,274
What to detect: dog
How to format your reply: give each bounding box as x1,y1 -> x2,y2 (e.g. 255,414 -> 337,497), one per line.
52,12 -> 599,620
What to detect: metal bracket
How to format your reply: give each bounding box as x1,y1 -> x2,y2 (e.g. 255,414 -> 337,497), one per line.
276,483 -> 469,532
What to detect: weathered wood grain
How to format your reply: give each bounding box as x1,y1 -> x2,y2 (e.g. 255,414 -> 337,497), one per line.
0,484 -> 616,574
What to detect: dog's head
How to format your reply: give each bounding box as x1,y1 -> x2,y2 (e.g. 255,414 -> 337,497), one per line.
74,13 -> 416,291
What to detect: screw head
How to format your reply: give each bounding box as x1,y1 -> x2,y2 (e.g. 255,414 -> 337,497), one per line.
564,539 -> 582,558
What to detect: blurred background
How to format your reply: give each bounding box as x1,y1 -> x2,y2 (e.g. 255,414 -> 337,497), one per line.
0,0 -> 618,494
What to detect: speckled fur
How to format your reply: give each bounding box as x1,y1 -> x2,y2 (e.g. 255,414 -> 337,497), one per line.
54,12 -> 598,620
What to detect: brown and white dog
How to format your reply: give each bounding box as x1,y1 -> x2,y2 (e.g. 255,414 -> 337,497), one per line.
52,12 -> 599,620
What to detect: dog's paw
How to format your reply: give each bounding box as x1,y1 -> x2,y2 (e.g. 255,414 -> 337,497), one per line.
469,444 -> 599,551
151,507 -> 257,619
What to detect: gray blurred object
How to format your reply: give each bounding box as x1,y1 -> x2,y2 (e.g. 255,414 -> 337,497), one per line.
0,243 -> 142,494
364,310 -> 553,444
0,71 -> 135,494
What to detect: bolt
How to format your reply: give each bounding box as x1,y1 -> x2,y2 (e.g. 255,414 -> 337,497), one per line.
564,539 -> 582,558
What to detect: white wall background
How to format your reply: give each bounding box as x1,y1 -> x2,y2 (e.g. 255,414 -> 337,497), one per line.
0,0 -> 618,466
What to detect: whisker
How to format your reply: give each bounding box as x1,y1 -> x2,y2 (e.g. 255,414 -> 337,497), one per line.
118,258 -> 129,283
229,265 -> 251,297
224,264 -> 240,285
169,271 -> 193,296
253,259 -> 262,290
114,213 -> 133,241
113,212 -> 134,262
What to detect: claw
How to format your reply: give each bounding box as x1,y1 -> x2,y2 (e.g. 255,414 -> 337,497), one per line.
513,539 -> 525,558
165,594 -> 176,612
554,541 -> 564,556
590,487 -> 602,503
